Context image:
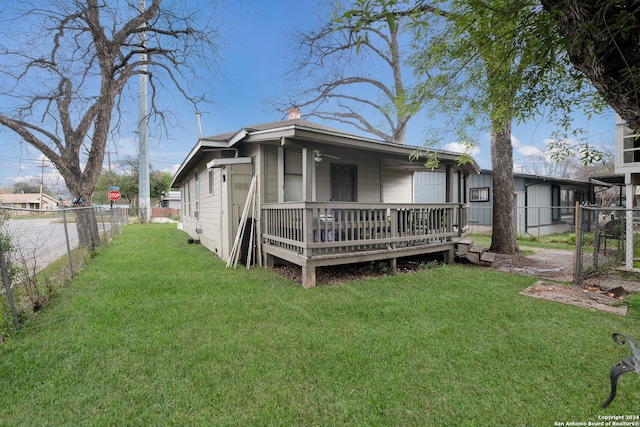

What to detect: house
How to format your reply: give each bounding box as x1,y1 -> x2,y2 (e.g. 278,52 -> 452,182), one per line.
0,193 -> 59,211
614,115 -> 640,269
151,190 -> 181,219
171,108 -> 480,287
159,191 -> 181,210
415,170 -> 594,236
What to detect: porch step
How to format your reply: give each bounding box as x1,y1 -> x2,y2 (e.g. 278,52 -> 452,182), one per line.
454,238 -> 495,265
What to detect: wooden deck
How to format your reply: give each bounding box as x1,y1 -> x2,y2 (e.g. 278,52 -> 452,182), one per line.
261,202 -> 468,287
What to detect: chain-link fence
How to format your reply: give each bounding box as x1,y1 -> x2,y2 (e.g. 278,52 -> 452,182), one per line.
0,206 -> 128,330
467,206 -> 585,236
575,206 -> 640,283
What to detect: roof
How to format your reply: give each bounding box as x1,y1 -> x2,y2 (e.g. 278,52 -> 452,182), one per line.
0,193 -> 58,205
590,174 -> 626,186
478,169 -> 593,187
172,118 -> 481,186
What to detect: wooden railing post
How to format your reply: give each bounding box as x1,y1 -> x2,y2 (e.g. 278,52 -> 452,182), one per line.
303,205 -> 313,257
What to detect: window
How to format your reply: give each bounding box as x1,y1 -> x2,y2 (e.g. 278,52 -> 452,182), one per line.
560,188 -> 575,215
552,186 -> 575,220
186,179 -> 191,217
208,169 -> 214,195
622,127 -> 640,164
470,187 -> 489,202
194,171 -> 200,201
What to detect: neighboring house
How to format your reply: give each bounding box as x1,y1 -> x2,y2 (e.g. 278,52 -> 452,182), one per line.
415,170 -> 594,236
615,115 -> 640,205
159,191 -> 181,209
614,115 -> 640,269
171,108 -> 480,287
151,190 -> 181,219
0,193 -> 59,211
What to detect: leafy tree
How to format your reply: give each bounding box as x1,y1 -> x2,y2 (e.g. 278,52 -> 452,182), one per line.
341,0 -> 600,254
0,0 -> 220,246
541,0 -> 640,133
93,161 -> 171,206
11,182 -> 48,195
150,170 -> 173,200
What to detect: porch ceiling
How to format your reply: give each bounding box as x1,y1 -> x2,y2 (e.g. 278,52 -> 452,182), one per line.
239,124 -> 480,175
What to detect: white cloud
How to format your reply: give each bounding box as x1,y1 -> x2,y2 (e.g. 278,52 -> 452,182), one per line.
443,142 -> 480,156
511,134 -> 522,147
517,145 -> 543,157
513,164 -> 526,173
162,164 -> 180,177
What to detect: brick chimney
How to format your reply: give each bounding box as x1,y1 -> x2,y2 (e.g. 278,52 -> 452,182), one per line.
287,106 -> 301,120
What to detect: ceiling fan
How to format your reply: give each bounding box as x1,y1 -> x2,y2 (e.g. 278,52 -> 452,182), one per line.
313,149 -> 340,163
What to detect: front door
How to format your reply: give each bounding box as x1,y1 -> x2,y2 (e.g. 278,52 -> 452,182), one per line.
330,163 -> 357,201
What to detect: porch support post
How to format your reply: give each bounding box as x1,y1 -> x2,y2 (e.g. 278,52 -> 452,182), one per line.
445,165 -> 455,233
443,247 -> 455,264
624,174 -> 636,270
389,257 -> 397,275
277,143 -> 285,202
445,165 -> 454,203
302,147 -> 314,201
302,263 -> 316,288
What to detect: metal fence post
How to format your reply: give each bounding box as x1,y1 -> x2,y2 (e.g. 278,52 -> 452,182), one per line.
98,207 -> 107,243
573,202 -> 582,284
61,209 -> 74,278
89,207 -> 100,247
0,240 -> 20,330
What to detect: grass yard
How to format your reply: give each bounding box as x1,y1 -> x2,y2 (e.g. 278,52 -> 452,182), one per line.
469,233 -> 579,251
1,224 -> 638,426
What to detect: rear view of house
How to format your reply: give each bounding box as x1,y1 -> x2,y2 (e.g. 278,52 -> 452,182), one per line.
171,110 -> 480,287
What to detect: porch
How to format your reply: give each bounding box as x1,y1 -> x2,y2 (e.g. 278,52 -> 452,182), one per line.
261,202 -> 468,287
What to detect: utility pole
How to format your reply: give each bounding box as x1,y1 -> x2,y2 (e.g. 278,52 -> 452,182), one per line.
138,0 -> 151,222
37,159 -> 48,210
105,150 -> 118,172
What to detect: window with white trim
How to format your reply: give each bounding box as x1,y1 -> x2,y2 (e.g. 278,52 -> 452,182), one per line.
470,187 -> 490,202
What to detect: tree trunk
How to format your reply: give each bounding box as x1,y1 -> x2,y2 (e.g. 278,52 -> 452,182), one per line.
75,207 -> 98,252
66,172 -> 101,251
489,120 -> 519,254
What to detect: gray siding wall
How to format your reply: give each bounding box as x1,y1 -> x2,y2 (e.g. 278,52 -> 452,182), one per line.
177,152 -> 232,258
382,168 -> 413,203
526,184 -> 552,226
315,149 -> 384,202
414,171 -> 462,204
467,172 -> 492,226
263,145 -> 278,203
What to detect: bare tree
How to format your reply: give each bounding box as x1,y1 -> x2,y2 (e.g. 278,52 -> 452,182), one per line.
280,2 -> 425,144
523,146 -> 575,178
0,0 -> 220,246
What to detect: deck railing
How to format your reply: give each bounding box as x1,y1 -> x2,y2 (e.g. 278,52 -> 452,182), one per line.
261,202 -> 467,257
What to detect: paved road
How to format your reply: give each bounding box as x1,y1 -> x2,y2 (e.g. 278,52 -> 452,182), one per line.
2,217 -> 80,271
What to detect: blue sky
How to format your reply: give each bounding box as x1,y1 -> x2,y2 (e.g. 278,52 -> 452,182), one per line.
0,0 -> 617,194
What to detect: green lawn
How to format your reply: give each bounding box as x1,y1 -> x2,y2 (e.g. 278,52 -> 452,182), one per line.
469,232 -> 579,251
1,224 -> 638,426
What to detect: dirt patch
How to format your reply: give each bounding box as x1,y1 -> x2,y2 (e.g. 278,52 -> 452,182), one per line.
487,248 -> 575,282
485,247 -> 638,315
521,281 -> 628,316
272,254 -> 447,286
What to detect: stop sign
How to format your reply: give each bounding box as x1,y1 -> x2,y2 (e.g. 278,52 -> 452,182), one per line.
108,190 -> 121,201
